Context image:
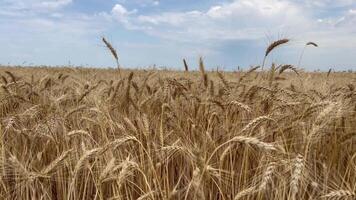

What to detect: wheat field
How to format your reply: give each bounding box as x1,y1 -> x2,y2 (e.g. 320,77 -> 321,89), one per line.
0,64 -> 355,199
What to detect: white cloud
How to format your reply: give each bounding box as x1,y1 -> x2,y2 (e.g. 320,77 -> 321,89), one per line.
137,11 -> 203,26
0,10 -> 114,66
335,9 -> 356,26
112,4 -> 130,19
302,0 -> 355,8
103,0 -> 356,69
111,4 -> 139,29
111,0 -> 310,42
38,0 -> 72,10
1,0 -> 355,69
0,0 -> 73,16
116,0 -> 160,7
207,0 -> 300,19
107,0 -> 356,48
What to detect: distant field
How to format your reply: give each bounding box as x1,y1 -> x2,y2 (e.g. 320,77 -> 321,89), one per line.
0,66 -> 355,199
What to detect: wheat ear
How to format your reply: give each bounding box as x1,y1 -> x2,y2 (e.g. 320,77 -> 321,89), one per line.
262,39 -> 289,68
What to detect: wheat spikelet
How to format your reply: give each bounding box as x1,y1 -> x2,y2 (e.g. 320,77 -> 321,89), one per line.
263,39 -> 289,68
302,101 -> 331,119
314,102 -> 337,125
1,76 -> 7,84
103,135 -> 137,151
123,117 -> 137,133
230,136 -> 277,151
234,187 -> 257,200
279,64 -> 299,76
99,158 -> 116,182
217,71 -> 229,88
102,37 -> 120,70
65,105 -> 86,118
102,157 -> 138,187
124,72 -> 134,113
8,155 -> 46,179
187,167 -> 205,200
74,148 -> 102,174
142,114 -> 150,136
5,71 -> 16,83
327,68 -> 332,78
219,144 -> 233,163
259,162 -> 276,191
306,102 -> 338,143
183,59 -> 189,71
4,117 -> 16,132
137,191 -> 157,200
67,130 -> 91,138
209,80 -> 214,96
77,84 -> 99,102
239,66 -> 260,82
306,42 -> 318,47
321,190 -> 355,199
346,84 -> 354,91
41,149 -> 72,175
60,74 -> 70,83
268,63 -> 276,87
228,101 -> 252,113
8,155 -> 31,177
199,57 -> 205,75
199,57 -> 208,88
69,147 -> 102,196
240,115 -> 273,133
298,42 -> 318,67
265,39 -> 290,57
290,154 -> 304,199
1,84 -> 10,94
109,80 -> 123,102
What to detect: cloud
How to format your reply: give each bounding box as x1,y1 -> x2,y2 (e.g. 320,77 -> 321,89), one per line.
110,0 -> 311,42
111,4 -> 141,30
0,0 -> 73,17
112,4 -> 130,19
0,0 -> 113,66
335,9 -> 356,26
137,11 -> 203,26
108,0 -> 356,47
37,0 -> 73,10
116,0 -> 160,7
206,0 -> 300,19
302,0 -> 356,8
103,0 -> 356,69
1,0 -> 355,69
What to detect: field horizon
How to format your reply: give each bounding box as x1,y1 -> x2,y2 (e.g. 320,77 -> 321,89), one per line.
1,65 -> 354,73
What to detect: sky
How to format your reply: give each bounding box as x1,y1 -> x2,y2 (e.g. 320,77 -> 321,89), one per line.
0,0 -> 355,70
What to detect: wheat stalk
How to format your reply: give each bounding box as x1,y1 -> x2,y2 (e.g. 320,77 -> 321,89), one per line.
102,37 -> 120,71
298,41 -> 318,67
183,59 -> 189,72
263,39 -> 290,68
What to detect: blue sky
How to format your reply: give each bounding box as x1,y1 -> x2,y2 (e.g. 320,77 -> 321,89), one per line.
0,0 -> 355,70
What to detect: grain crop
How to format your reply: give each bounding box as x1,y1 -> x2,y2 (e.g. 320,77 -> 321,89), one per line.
0,61 -> 355,199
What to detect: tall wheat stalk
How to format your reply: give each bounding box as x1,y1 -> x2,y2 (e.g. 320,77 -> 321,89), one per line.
262,39 -> 289,69
102,37 -> 121,76
297,41 -> 318,67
